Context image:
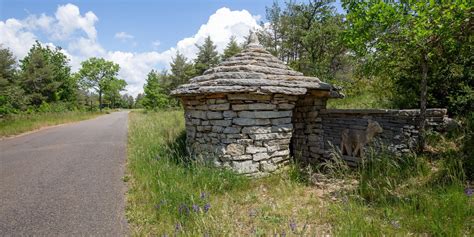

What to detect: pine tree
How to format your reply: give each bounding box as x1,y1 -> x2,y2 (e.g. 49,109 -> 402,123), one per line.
194,36 -> 220,75
222,36 -> 242,61
19,41 -> 73,106
0,46 -> 28,114
170,51 -> 195,89
142,70 -> 170,109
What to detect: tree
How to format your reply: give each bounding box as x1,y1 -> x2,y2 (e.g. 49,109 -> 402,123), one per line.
142,70 -> 170,109
222,36 -> 242,61
77,58 -> 120,111
0,46 -> 28,114
19,41 -> 73,106
169,51 -> 195,90
258,1 -> 349,81
194,36 -> 220,75
343,1 -> 472,150
134,93 -> 144,109
104,78 -> 127,108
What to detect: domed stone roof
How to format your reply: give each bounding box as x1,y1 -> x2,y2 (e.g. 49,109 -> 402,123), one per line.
171,33 -> 342,97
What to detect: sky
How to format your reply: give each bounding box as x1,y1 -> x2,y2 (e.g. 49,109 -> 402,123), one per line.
0,0 -> 343,96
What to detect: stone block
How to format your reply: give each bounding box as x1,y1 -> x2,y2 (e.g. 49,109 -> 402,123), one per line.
210,120 -> 232,126
253,152 -> 270,161
271,124 -> 293,132
186,110 -> 206,119
248,103 -> 277,110
223,110 -> 237,118
223,126 -> 241,134
242,126 -> 272,134
271,149 -> 289,157
226,144 -> 245,156
249,132 -> 292,140
271,117 -> 292,125
246,145 -> 267,154
232,104 -> 249,110
260,161 -> 278,172
208,103 -> 230,111
207,111 -> 223,119
232,160 -> 259,174
212,126 -> 224,133
238,111 -> 291,119
278,103 -> 295,109
228,94 -> 271,101
233,118 -> 271,126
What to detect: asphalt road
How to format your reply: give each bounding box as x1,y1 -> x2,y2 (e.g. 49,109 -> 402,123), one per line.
0,112 -> 129,236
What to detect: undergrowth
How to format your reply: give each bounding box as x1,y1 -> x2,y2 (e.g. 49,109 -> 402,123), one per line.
127,110 -> 473,236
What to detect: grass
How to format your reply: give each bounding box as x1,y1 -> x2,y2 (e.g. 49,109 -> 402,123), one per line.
0,111 -> 104,137
126,110 -> 473,236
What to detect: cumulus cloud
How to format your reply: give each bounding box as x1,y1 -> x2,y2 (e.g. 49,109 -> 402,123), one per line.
0,5 -> 260,96
115,31 -> 134,41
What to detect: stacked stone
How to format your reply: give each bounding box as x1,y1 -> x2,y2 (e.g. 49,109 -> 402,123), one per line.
181,93 -> 297,175
319,108 -> 449,160
172,32 -> 342,176
292,94 -> 328,164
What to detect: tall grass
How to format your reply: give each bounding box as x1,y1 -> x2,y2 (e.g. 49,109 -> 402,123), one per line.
0,111 -> 103,137
127,110 -> 473,235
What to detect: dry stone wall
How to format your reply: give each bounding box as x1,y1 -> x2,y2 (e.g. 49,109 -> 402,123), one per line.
319,109 -> 448,164
291,95 -> 327,164
181,93 -> 298,176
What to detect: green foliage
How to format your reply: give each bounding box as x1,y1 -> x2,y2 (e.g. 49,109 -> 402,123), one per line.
142,70 -> 172,110
259,1 -> 350,81
343,1 -> 473,116
222,36 -> 242,61
169,51 -> 195,91
463,112 -> 474,180
77,57 -> 122,110
194,36 -> 220,75
19,41 -> 74,106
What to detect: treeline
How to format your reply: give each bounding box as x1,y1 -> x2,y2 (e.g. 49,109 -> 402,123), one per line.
142,1 -> 472,119
140,36 -> 244,110
0,41 -> 135,116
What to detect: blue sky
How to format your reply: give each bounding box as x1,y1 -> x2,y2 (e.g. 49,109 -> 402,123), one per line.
0,0 -> 343,95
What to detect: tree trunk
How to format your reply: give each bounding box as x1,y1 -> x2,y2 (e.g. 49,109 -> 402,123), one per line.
418,53 -> 428,152
99,89 -> 103,112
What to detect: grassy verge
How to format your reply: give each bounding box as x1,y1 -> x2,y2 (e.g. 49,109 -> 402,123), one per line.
127,110 -> 473,236
0,111 -> 104,137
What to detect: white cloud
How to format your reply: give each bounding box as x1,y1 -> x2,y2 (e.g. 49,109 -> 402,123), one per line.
115,31 -> 134,41
0,5 -> 260,96
52,3 -> 98,40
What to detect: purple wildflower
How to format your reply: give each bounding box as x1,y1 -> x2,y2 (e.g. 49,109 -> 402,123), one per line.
200,192 -> 208,199
281,231 -> 286,237
175,223 -> 181,232
465,188 -> 473,197
178,204 -> 190,216
289,220 -> 297,233
203,203 -> 211,213
391,220 -> 401,229
192,204 -> 200,213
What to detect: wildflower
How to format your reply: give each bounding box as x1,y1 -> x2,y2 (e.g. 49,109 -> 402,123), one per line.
178,204 -> 190,216
175,223 -> 181,232
200,192 -> 208,199
192,204 -> 200,213
289,220 -> 297,233
203,203 -> 211,213
465,188 -> 473,197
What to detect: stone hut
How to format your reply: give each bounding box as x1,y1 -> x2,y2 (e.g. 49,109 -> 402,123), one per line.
171,33 -> 342,176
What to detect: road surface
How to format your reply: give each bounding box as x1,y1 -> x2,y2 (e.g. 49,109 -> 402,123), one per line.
0,112 -> 129,236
